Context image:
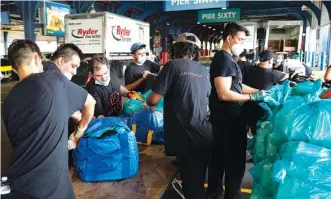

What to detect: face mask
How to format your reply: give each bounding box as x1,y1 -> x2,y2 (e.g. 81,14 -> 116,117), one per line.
276,60 -> 282,64
64,72 -> 73,80
94,73 -> 111,86
137,57 -> 146,64
231,44 -> 244,57
95,79 -> 110,86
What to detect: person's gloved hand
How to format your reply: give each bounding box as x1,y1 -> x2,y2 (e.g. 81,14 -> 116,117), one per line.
250,91 -> 280,107
128,91 -> 144,101
249,90 -> 268,101
68,133 -> 77,150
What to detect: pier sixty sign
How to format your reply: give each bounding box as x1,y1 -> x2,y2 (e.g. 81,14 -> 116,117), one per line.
198,8 -> 240,23
165,0 -> 228,12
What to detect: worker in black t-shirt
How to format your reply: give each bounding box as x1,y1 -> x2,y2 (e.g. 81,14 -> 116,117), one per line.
237,49 -> 254,82
124,43 -> 161,93
3,40 -> 95,199
43,44 -> 85,124
245,50 -> 286,90
243,50 -> 286,136
86,55 -> 137,118
147,33 -> 213,199
207,22 -> 270,199
325,65 -> 331,83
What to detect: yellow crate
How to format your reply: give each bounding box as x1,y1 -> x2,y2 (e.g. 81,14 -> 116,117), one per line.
1,66 -> 12,72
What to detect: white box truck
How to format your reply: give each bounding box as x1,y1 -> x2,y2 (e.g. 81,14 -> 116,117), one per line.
64,12 -> 150,60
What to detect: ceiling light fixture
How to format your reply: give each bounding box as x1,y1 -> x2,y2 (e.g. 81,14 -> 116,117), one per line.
89,3 -> 96,13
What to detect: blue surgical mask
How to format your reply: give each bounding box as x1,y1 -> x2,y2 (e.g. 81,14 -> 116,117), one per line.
137,57 -> 146,65
95,77 -> 110,86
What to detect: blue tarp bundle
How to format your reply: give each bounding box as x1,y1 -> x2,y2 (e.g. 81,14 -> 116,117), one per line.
250,79 -> 331,198
73,117 -> 139,182
273,141 -> 331,192
122,99 -> 144,116
128,108 -> 164,144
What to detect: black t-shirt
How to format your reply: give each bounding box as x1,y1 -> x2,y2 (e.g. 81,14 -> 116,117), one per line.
2,71 -> 87,199
273,62 -> 284,72
43,61 -> 60,73
153,59 -> 212,155
86,69 -> 122,117
237,60 -> 254,82
209,50 -> 243,117
244,65 -> 286,90
125,60 -> 160,93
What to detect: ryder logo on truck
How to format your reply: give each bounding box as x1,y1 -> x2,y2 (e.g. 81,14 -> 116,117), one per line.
71,28 -> 101,39
112,25 -> 132,42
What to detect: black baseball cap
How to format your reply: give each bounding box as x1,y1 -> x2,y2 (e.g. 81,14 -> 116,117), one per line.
259,50 -> 275,62
130,43 -> 146,54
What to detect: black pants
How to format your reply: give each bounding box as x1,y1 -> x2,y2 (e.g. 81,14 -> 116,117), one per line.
176,149 -> 210,199
206,114 -> 247,199
243,102 -> 268,136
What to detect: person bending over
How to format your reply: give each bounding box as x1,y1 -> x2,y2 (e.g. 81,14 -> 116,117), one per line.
3,39 -> 95,199
86,55 -> 138,118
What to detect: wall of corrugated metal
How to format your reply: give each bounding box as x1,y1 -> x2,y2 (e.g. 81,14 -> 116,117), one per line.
321,3 -> 330,26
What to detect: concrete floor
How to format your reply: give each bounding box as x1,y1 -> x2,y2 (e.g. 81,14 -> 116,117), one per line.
1,80 -> 253,199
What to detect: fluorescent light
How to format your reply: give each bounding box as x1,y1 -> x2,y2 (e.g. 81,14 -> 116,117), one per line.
208,27 -> 212,29
197,22 -> 200,24
203,25 -> 206,27
222,7 -> 226,10
89,4 -> 96,13
213,28 -> 216,31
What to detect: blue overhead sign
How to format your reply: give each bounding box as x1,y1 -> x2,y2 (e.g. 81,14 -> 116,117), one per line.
165,0 -> 228,12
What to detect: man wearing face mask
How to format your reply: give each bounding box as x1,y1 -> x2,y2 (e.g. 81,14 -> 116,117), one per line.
245,50 -> 286,90
86,55 -> 138,118
273,54 -> 284,72
125,43 -> 161,93
3,40 -> 95,199
207,22 -> 270,199
43,43 -> 84,124
242,50 -> 286,138
43,43 -> 83,80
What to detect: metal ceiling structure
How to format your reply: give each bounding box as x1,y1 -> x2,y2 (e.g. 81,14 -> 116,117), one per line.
0,0 -> 329,41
